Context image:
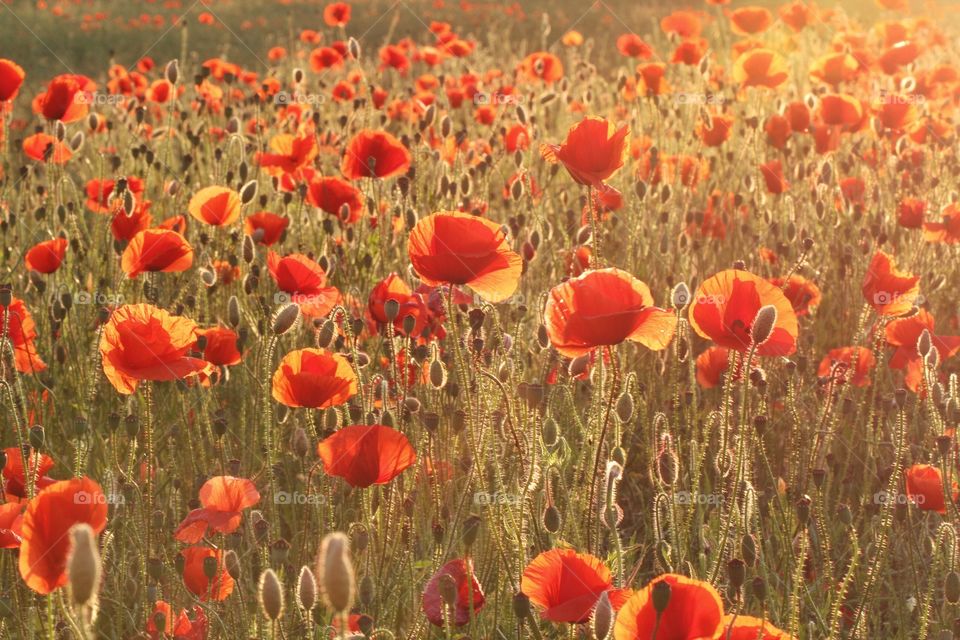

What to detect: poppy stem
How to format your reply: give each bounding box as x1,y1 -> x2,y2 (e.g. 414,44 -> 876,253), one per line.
586,185 -> 603,268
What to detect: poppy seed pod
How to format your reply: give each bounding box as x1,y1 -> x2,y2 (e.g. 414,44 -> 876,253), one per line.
751,305 -> 778,346
258,568 -> 284,621
317,532 -> 354,613
592,590 -> 613,640
297,565 -> 317,611
66,523 -> 101,609
462,514 -> 481,548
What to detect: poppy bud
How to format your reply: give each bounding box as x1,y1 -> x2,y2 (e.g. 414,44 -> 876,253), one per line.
512,592 -> 532,619
384,298 -> 400,322
429,357 -> 447,389
258,568 -> 284,621
657,449 -> 678,486
751,305 -> 778,346
937,434 -> 953,457
66,523 -> 101,609
918,329 -> 932,357
348,37 -> 361,60
751,576 -> 766,603
462,514 -> 481,548
71,131 -> 85,152
741,533 -> 757,566
359,574 -> 375,605
242,234 -> 255,263
317,532 -> 354,613
438,573 -> 458,606
542,417 -> 559,446
543,505 -> 561,533
652,579 -> 671,613
165,59 -> 179,84
593,590 -> 613,640
296,565 -> 317,611
224,550 -> 241,580
199,267 -> 216,287
615,391 -> 634,423
272,303 -> 300,335
317,318 -> 336,348
227,295 -> 241,329
946,571 -> 960,604
0,284 -> 12,308
727,558 -> 746,590
796,495 -> 811,527
29,425 -> 45,450
240,180 -> 258,206
569,353 -> 591,377
202,556 -> 219,580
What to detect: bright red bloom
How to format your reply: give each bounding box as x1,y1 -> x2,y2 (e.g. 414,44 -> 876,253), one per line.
188,186 -> 241,226
518,52 -> 564,83
317,424 -> 416,488
760,159 -> 789,194
307,176 -> 364,223
696,346 -> 730,388
613,574 -> 723,640
861,251 -> 920,317
542,117 -> 629,187
719,614 -> 795,639
272,348 -> 357,408
323,2 -> 351,26
146,601 -> 208,640
408,211 -> 522,303
267,251 -> 341,318
121,229 -> 194,278
617,34 -> 654,59
817,346 -> 876,387
733,49 -> 788,88
173,476 -> 260,543
1,297 -> 46,374
2,447 -> 56,502
367,273 -> 429,337
180,546 -> 234,601
689,269 -> 799,356
19,477 -> 108,594
196,326 -> 242,367
729,6 -> 774,34
544,268 -> 676,358
906,464 -> 956,514
898,197 -> 926,229
23,133 -> 72,164
341,129 -> 411,180
923,203 -> 960,244
422,558 -> 485,626
520,548 -> 633,623
244,212 -> 289,245
885,309 -> 960,391
85,176 -> 145,214
24,237 -> 67,274
0,502 -> 23,548
36,74 -> 91,122
0,59 -> 26,102
769,274 -> 821,317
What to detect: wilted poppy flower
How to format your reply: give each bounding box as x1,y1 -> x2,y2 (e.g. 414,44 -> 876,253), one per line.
861,251 -> 920,317
146,601 -> 208,639
19,477 -> 108,594
696,346 -> 730,388
0,502 -> 23,548
180,546 -> 234,601
729,6 -> 773,34
23,133 -> 72,164
422,558 -> 485,626
613,573 -> 723,640
769,275 -> 821,317
544,268 -> 676,358
719,614 -> 794,639
733,49 -> 788,88
244,212 -> 288,245
196,326 -> 242,367
408,211 -> 522,303
0,59 -> 25,102
267,251 -> 341,317
617,34 -> 654,59
272,348 -> 357,408
256,133 -> 318,177
317,424 -> 416,487
188,186 -> 241,226
99,303 -> 214,394
323,2 -> 351,26
121,229 -> 194,278
307,176 -> 364,223
923,203 -> 960,244
341,129 -> 411,180
689,269 -> 799,356
24,237 -> 67,274
1,297 -> 46,374
542,117 -> 629,187
521,548 -> 633,623
174,476 -> 260,543
817,346 -> 876,387
906,464 -> 956,514
3,447 -> 56,502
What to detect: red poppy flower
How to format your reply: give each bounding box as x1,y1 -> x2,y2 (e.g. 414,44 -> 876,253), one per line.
541,117 -> 629,187
617,34 -> 654,59
819,94 -> 864,129
689,269 -> 799,356
99,303 -> 214,394
408,211 -> 522,303
19,477 -> 108,594
367,273 -> 429,337
696,346 -> 730,388
0,502 -> 23,548
520,548 -> 633,623
613,573 -> 723,640
272,348 -> 357,408
906,464 -> 956,514
697,114 -> 734,147
0,59 -> 26,102
23,133 -> 72,164
898,197 -> 926,229
121,229 -> 194,278
764,115 -> 792,149
267,251 -> 341,317
180,546 -> 234,601
780,1 -> 816,32
310,47 -> 345,72
760,160 -> 789,194
307,176 -> 364,223
174,476 -> 260,543
2,447 -> 56,502
923,203 -> 960,244
24,237 -> 67,274
544,268 -> 676,358
36,74 -> 90,122
1,297 -> 46,374
256,133 -> 318,177
885,309 -> 960,391
85,176 -> 145,214
341,129 -> 411,180
146,601 -> 208,640
111,204 -> 153,242
196,326 -> 242,367
733,49 -> 788,88
518,52 -> 564,83
861,251 -> 920,317
422,558 -> 485,626
661,11 -> 703,38
323,2 -> 351,26
769,275 -> 821,317
244,212 -> 288,245
317,424 -> 416,488
817,346 -> 876,387
729,6 -> 773,35
188,186 -> 241,226
637,63 -> 670,96
719,614 -> 794,639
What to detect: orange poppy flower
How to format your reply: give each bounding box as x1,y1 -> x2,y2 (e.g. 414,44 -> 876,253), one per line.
196,326 -> 242,367
0,502 -> 23,548
323,2 -> 351,26
99,303 -> 214,394
341,129 -> 411,180
637,63 -> 671,96
521,548 -> 633,623
3,447 -> 56,502
769,275 -> 821,317
256,133 -> 318,177
732,49 -> 788,89
146,601 -> 208,638
729,6 -> 774,35
180,546 -> 234,601
422,558 -> 485,626
817,346 -> 876,387
562,30 -> 584,46
696,346 -> 730,388
809,52 -> 860,86
689,269 -> 799,356
0,59 -> 25,102
861,251 -> 920,317
719,614 -> 795,639
24,237 -> 67,274
367,273 -> 428,337
697,114 -> 734,147
517,52 -> 564,83
760,160 -> 789,195
408,211 -> 522,303
764,114 -> 792,149
173,476 -> 260,543
267,251 -> 341,317
897,197 -> 926,229
188,186 -> 241,226
819,93 -> 863,128
310,47 -> 344,72
19,477 -> 108,594
544,268 -> 676,358
885,309 -> 960,391
244,212 -> 289,245
542,117 -> 629,187
923,203 -> 960,244
36,74 -> 90,122
780,1 -> 816,32
617,34 -> 654,59
0,297 -> 46,374
272,348 -> 357,408
613,574 -> 723,640
307,176 -> 364,223
906,464 -> 956,514
110,202 -> 151,242
317,424 -> 416,488
23,133 -> 72,164
661,11 -> 703,38
121,229 -> 194,278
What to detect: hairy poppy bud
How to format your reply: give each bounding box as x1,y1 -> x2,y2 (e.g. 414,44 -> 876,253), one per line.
272,303 -> 300,335
317,532 -> 354,613
348,37 -> 361,60
227,295 -> 241,329
296,565 -> 317,611
258,568 -> 284,621
240,180 -> 258,205
224,550 -> 241,580
543,505 -> 561,533
751,305 -> 777,346
67,523 -> 101,609
727,558 -> 746,589
384,298 -> 400,322
946,571 -> 960,604
165,59 -> 179,84
512,592 -> 532,619
593,590 -> 613,640
918,329 -> 932,357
